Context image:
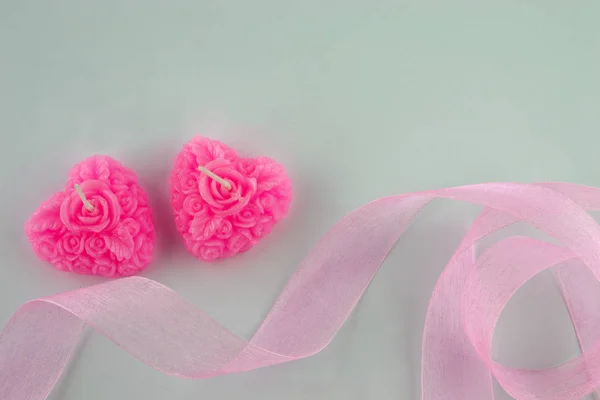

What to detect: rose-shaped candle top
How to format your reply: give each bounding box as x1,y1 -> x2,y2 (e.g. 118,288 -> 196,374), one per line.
61,180 -> 122,233
25,156 -> 156,277
169,136 -> 292,262
198,158 -> 257,216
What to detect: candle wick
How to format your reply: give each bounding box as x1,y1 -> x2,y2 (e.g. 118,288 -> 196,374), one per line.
74,184 -> 95,211
197,165 -> 232,191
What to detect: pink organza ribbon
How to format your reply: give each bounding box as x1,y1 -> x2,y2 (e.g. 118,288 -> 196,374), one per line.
3,182 -> 600,400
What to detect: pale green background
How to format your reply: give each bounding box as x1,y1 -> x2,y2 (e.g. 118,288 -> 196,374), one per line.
1,1 -> 599,399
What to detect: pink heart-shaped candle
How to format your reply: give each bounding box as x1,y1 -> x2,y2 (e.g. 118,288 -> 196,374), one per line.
25,156 -> 156,277
169,136 -> 292,261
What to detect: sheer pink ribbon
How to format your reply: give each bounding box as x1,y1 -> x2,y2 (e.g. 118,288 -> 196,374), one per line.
2,182 -> 600,400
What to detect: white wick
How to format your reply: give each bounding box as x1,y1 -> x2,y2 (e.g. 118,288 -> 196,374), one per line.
197,165 -> 232,190
74,184 -> 95,211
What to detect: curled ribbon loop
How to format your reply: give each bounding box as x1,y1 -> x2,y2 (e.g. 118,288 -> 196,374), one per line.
2,182 -> 600,399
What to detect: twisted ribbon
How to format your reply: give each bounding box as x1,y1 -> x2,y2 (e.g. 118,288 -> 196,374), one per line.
2,182 -> 600,400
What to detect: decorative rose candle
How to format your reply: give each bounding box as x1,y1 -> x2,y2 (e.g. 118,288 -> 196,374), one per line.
169,136 -> 292,261
25,155 -> 156,277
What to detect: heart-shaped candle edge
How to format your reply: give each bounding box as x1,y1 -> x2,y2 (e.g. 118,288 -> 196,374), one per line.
25,155 -> 156,277
169,136 -> 293,262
